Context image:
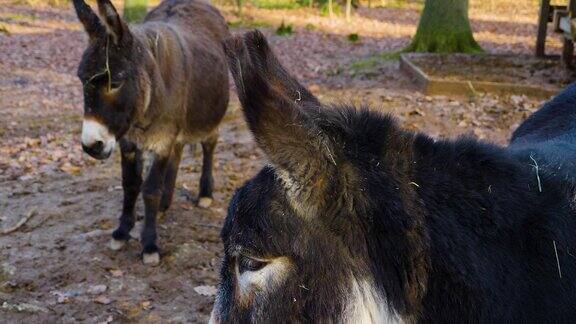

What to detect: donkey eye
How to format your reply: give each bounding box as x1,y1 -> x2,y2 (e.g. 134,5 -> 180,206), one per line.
238,255 -> 267,273
110,81 -> 124,90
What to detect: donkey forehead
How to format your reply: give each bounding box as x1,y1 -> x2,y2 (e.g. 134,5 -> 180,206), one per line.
77,43 -> 129,79
222,168 -> 302,251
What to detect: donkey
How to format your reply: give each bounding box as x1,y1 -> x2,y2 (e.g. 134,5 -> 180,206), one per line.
73,0 -> 230,265
210,30 -> 576,323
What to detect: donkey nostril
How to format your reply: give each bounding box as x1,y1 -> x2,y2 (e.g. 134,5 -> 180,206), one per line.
83,140 -> 105,156
93,140 -> 104,152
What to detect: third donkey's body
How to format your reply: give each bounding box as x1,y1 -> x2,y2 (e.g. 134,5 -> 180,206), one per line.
74,0 -> 229,264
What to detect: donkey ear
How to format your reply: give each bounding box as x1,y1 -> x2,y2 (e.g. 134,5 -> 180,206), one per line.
96,0 -> 131,44
72,0 -> 105,40
241,30 -> 321,107
224,31 -> 336,188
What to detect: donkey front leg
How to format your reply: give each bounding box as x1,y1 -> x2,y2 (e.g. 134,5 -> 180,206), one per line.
111,140 -> 142,251
141,152 -> 170,265
198,134 -> 218,209
160,142 -> 184,213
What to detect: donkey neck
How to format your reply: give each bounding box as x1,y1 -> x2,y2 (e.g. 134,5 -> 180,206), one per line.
132,23 -> 190,120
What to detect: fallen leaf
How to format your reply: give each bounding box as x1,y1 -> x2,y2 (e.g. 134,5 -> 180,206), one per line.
194,285 -> 217,297
408,109 -> 425,116
181,202 -> 194,210
109,269 -> 123,277
94,296 -> 112,305
142,300 -> 151,310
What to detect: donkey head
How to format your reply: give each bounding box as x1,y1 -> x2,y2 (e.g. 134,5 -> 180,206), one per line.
212,31 -> 422,323
74,0 -> 149,159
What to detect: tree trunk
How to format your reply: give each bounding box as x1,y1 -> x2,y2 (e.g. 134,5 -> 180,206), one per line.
236,0 -> 242,14
328,0 -> 334,18
405,0 -> 482,53
123,0 -> 148,23
345,0 -> 352,21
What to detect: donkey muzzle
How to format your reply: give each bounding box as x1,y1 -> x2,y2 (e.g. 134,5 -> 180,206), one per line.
81,118 -> 116,160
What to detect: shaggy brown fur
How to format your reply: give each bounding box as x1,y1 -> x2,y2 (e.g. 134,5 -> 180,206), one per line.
73,0 -> 230,265
212,30 -> 576,323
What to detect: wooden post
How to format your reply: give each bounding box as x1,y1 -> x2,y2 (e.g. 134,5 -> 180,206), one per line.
564,0 -> 576,67
563,38 -> 574,67
536,0 -> 551,57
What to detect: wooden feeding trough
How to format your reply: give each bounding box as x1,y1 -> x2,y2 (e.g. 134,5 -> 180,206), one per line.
400,53 -> 563,98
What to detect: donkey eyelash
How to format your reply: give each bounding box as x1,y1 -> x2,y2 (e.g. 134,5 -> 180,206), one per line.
83,76 -> 123,92
238,255 -> 268,273
110,81 -> 124,90
83,71 -> 108,88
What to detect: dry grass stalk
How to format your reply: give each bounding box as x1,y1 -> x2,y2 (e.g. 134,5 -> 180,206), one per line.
0,207 -> 37,235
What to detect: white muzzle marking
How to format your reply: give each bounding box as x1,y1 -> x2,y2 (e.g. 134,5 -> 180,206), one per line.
81,118 -> 116,155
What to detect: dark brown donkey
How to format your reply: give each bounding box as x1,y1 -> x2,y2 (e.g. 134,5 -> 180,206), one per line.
73,0 -> 230,265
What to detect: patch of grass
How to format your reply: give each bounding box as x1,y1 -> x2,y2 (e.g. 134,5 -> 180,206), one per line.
10,0 -> 69,7
350,51 -> 402,71
319,3 -> 342,16
252,0 -> 304,9
275,21 -> 293,36
0,13 -> 37,22
227,18 -> 270,28
0,25 -> 10,35
347,33 -> 360,42
326,66 -> 343,76
305,23 -> 316,30
378,0 -> 422,9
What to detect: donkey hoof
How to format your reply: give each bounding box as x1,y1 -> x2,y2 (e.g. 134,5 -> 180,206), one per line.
110,238 -> 126,251
143,252 -> 160,266
198,197 -> 213,209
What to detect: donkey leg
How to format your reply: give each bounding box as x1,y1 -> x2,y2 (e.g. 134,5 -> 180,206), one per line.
160,143 -> 184,213
198,134 -> 218,209
141,152 -> 170,265
111,140 -> 142,251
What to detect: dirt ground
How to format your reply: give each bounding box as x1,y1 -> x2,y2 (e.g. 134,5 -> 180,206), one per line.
0,1 -> 570,323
